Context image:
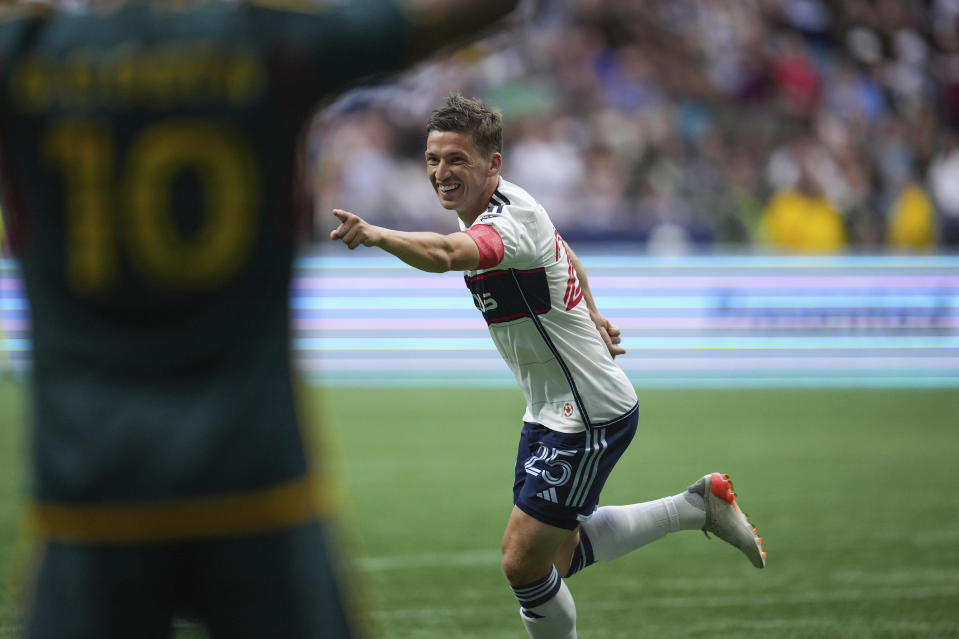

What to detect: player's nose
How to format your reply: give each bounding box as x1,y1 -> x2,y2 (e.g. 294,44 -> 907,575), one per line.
434,159 -> 451,180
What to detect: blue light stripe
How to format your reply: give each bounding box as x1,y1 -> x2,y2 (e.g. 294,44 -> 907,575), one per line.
294,253 -> 959,270
3,253 -> 958,388
291,295 -> 958,311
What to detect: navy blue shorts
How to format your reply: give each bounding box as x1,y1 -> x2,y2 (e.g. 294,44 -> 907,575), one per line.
513,405 -> 639,530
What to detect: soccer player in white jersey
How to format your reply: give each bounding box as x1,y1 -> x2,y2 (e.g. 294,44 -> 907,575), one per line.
331,94 -> 766,638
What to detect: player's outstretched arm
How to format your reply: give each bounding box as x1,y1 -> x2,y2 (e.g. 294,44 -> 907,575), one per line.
565,241 -> 626,358
331,209 -> 479,274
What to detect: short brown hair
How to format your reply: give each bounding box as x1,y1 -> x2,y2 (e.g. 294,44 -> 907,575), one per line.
426,94 -> 503,158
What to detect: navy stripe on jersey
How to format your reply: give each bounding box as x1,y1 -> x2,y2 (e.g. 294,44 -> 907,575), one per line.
587,402 -> 639,429
508,268 -> 593,429
464,268 -> 550,325
487,189 -> 511,213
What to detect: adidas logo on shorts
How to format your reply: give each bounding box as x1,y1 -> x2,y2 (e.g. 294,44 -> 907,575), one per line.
536,487 -> 559,503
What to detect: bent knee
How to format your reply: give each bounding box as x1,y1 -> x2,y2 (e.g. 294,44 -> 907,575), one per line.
501,553 -> 544,586
500,506 -> 576,585
501,542 -> 553,586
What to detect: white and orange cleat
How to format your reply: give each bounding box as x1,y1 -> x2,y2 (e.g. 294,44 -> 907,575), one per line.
695,472 -> 767,568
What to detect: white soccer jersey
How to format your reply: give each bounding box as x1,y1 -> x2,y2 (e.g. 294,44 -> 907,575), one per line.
461,177 -> 638,434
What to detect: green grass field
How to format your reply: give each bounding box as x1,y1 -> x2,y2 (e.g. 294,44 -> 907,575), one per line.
2,381 -> 958,638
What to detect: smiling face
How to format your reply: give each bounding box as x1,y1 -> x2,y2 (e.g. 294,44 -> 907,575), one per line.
425,130 -> 501,225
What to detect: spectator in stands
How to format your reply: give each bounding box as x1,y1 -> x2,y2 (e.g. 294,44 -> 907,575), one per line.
927,130 -> 959,245
887,175 -> 937,251
760,159 -> 846,253
308,0 -> 959,252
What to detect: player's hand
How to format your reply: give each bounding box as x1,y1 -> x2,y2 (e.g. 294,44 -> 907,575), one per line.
591,311 -> 626,358
330,209 -> 382,250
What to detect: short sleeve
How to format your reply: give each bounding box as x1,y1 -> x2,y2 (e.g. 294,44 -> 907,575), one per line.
470,209 -> 539,270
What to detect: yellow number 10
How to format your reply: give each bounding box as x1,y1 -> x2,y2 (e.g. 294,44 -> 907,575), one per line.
44,119 -> 260,294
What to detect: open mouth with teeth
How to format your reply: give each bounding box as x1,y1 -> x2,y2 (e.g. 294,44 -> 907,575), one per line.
438,183 -> 460,194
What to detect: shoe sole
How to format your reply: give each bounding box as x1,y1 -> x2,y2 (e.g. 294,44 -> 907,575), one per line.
705,472 -> 767,568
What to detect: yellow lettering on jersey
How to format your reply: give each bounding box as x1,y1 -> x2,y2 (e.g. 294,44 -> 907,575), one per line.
9,43 -> 266,112
44,121 -> 118,293
125,121 -> 258,289
44,119 -> 261,294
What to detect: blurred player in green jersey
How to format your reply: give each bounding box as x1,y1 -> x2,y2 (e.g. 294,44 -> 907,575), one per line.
0,1 -> 518,637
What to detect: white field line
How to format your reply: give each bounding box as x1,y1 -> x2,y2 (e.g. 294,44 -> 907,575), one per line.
358,548 -> 500,572
371,584 -> 959,620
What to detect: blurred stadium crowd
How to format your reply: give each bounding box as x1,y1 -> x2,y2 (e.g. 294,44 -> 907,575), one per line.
307,0 -> 959,253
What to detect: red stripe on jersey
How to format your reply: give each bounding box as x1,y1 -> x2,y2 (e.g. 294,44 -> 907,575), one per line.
463,224 -> 504,270
554,230 -> 582,311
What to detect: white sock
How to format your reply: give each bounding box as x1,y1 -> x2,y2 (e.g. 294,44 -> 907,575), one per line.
518,577 -> 577,639
580,491 -> 706,563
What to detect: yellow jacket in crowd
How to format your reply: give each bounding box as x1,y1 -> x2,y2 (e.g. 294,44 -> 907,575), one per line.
761,189 -> 846,253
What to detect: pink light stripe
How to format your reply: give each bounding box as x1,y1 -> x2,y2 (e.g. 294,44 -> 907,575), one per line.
291,317 -> 959,331
612,314 -> 959,331
615,317 -> 959,329
5,317 -> 957,332
299,356 -> 959,372
295,318 -> 483,330
588,275 -> 959,289
291,275 -> 959,291
298,359 -> 507,371
293,277 -> 461,290
8,274 -> 957,292
617,358 -> 959,371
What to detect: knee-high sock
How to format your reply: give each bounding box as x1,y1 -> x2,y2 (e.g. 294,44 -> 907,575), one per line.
511,566 -> 577,639
576,489 -> 706,566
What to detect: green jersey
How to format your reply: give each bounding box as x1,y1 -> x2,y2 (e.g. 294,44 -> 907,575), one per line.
0,0 -> 416,541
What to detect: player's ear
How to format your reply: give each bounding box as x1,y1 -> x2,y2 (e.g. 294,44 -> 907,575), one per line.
488,152 -> 502,177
